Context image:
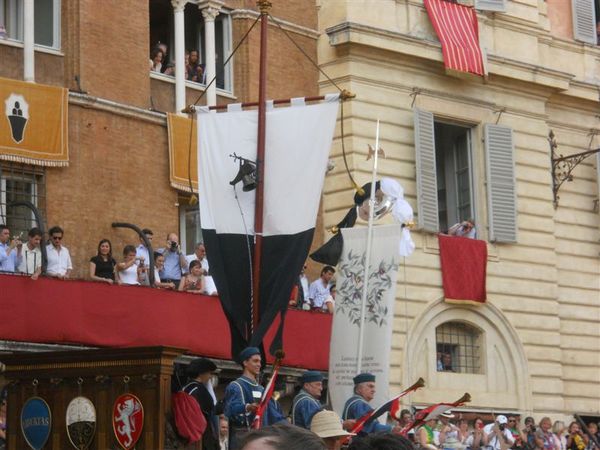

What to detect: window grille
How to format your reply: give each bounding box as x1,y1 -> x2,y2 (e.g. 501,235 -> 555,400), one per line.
0,162 -> 46,238
436,321 -> 482,374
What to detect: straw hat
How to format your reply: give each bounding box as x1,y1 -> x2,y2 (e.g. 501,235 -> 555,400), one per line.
310,410 -> 355,439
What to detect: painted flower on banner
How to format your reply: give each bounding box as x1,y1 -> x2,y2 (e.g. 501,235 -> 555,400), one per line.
337,249 -> 398,327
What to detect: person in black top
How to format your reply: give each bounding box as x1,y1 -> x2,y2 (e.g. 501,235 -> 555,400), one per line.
182,358 -> 220,450
89,239 -> 116,283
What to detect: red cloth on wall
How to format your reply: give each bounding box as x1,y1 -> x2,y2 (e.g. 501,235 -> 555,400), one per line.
438,234 -> 487,304
0,275 -> 331,369
424,0 -> 485,76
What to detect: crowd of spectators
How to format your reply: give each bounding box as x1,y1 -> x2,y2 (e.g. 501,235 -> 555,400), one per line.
0,224 -> 219,296
1,223 -> 344,311
149,41 -> 205,83
407,412 -> 599,450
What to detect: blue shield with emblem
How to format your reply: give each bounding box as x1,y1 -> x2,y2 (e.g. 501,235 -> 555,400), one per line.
20,397 -> 51,450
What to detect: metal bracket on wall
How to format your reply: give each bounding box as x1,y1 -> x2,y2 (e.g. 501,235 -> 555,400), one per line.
549,130 -> 600,208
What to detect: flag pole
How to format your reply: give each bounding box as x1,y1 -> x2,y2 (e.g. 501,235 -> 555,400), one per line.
251,0 -> 271,336
356,119 -> 380,373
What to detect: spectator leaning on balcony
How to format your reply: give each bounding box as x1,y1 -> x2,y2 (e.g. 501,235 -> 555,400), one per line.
46,226 -> 72,279
0,224 -> 22,273
89,239 -> 116,284
447,219 -> 476,239
178,260 -> 205,294
115,245 -> 143,285
17,227 -> 42,279
150,251 -> 176,290
308,265 -> 335,311
158,233 -> 187,285
567,422 -> 589,450
186,49 -> 204,83
186,243 -> 218,295
149,47 -> 163,73
136,228 -> 153,270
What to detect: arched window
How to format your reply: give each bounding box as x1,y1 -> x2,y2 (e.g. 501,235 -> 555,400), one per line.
435,321 -> 482,374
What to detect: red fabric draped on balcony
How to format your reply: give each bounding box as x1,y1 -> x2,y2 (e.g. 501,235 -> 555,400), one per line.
424,0 -> 485,76
0,275 -> 331,370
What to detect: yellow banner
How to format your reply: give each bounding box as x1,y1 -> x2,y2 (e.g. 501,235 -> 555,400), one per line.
0,77 -> 68,166
167,112 -> 198,192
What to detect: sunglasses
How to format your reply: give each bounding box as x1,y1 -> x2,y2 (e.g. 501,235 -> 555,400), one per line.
52,236 -> 62,240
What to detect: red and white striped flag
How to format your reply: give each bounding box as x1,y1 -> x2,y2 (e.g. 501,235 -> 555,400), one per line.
424,0 -> 485,76
400,393 -> 471,436
251,365 -> 280,429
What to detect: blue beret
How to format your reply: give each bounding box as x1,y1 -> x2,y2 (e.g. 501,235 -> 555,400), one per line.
353,373 -> 375,385
301,370 -> 324,384
238,347 -> 261,363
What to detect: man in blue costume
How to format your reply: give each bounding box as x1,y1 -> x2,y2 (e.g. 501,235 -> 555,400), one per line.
224,347 -> 285,450
291,370 -> 324,429
342,373 -> 397,435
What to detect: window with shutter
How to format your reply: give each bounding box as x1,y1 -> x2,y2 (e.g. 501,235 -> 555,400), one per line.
414,109 -> 440,232
474,0 -> 506,13
414,109 -> 475,234
572,0 -> 597,44
484,124 -> 517,243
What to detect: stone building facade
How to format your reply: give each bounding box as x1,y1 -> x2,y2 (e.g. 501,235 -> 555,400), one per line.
318,0 -> 600,422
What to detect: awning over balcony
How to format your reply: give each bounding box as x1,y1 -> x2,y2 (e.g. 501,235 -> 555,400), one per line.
0,275 -> 331,370
167,112 -> 198,192
0,77 -> 69,166
424,0 -> 485,77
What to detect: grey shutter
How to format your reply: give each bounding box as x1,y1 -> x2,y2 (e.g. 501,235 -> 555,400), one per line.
572,0 -> 597,44
474,0 -> 506,12
484,124 -> 517,243
414,108 -> 439,232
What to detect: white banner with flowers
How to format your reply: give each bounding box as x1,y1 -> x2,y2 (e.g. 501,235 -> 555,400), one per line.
328,224 -> 402,417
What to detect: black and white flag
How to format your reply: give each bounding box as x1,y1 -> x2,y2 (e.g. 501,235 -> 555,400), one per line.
197,94 -> 339,358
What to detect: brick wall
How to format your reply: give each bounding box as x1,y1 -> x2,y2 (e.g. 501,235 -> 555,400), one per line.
78,0 -> 151,108
45,106 -> 177,278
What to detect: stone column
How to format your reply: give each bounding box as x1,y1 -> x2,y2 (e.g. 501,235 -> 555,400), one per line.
172,0 -> 187,114
23,0 -> 35,82
199,1 -> 223,106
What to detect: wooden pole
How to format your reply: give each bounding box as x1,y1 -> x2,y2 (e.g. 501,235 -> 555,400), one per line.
251,0 -> 271,336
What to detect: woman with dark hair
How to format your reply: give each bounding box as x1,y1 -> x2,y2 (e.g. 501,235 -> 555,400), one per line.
178,259 -> 204,293
149,47 -> 163,72
116,245 -> 143,285
89,239 -> 116,284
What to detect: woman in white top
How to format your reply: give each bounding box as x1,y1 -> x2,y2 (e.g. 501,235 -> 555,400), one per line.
115,245 -> 143,285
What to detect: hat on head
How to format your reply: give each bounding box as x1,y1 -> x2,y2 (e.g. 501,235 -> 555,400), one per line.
496,415 -> 508,425
310,410 -> 355,439
353,373 -> 375,385
186,358 -> 217,378
301,370 -> 324,384
238,347 -> 260,364
441,411 -> 455,418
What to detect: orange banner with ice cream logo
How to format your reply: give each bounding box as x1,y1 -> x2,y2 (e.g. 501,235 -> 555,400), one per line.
0,77 -> 68,166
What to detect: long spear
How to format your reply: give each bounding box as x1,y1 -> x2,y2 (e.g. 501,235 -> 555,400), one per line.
356,119 -> 381,373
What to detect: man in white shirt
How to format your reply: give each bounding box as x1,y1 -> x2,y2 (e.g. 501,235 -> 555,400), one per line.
308,265 -> 335,310
135,228 -> 154,269
484,415 -> 515,450
17,227 -> 43,280
45,226 -> 72,279
0,224 -> 21,273
186,242 -> 218,295
298,263 -> 310,307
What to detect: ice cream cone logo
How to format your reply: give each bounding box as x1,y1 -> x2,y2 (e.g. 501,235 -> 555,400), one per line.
5,93 -> 29,144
